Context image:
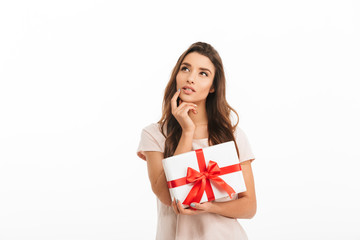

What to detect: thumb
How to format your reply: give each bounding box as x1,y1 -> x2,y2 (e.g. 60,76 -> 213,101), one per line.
190,202 -> 202,209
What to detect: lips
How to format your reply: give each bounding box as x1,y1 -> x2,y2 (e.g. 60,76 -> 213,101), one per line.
182,86 -> 195,92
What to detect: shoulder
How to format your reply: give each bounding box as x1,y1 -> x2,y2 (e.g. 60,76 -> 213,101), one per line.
137,122 -> 166,160
140,122 -> 166,147
233,125 -> 256,163
233,125 -> 247,139
142,122 -> 166,139
143,122 -> 161,132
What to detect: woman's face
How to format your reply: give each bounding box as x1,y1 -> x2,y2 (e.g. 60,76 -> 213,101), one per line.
176,52 -> 215,104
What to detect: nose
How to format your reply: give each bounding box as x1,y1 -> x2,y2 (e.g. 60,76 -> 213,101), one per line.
187,72 -> 196,84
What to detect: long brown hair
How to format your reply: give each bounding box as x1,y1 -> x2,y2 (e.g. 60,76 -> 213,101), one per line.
158,42 -> 240,159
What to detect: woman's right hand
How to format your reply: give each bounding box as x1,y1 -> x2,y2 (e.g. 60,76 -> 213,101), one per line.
171,89 -> 197,134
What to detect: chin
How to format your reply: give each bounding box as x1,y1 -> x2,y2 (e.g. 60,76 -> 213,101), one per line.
181,96 -> 203,104
180,95 -> 194,102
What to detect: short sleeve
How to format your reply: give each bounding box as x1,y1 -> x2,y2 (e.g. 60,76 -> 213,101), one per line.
234,126 -> 256,163
136,123 -> 166,161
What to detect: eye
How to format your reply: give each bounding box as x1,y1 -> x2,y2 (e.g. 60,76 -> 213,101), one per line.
181,66 -> 189,72
200,72 -> 208,77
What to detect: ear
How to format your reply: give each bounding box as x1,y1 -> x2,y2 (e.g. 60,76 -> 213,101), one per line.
209,86 -> 215,93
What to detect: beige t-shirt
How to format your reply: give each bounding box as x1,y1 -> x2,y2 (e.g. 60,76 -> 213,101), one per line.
137,123 -> 255,240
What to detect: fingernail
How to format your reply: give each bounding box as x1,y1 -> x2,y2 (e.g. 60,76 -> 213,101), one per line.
190,203 -> 195,207
177,88 -> 180,92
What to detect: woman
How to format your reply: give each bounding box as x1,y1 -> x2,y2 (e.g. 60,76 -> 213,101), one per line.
137,42 -> 256,240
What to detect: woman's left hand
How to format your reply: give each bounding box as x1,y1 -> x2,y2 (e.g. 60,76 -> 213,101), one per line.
171,199 -> 213,215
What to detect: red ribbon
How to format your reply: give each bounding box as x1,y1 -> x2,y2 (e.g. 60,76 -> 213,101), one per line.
167,148 -> 241,207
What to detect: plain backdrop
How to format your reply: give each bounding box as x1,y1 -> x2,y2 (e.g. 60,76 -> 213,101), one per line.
1,1 -> 359,239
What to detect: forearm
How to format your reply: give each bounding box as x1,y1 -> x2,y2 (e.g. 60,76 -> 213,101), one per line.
174,131 -> 194,156
152,131 -> 194,205
151,170 -> 172,206
210,195 -> 257,219
145,151 -> 172,206
147,130 -> 194,206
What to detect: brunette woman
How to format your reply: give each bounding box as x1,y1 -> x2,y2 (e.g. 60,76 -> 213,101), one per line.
137,42 -> 256,240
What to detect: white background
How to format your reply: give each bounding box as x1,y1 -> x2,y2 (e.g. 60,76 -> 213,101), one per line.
1,1 -> 359,239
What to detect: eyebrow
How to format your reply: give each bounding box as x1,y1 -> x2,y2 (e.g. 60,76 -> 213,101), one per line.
181,62 -> 212,74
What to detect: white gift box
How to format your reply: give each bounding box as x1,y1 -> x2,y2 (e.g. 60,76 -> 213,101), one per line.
162,141 -> 247,208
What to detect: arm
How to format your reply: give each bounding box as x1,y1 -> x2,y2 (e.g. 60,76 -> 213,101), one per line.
143,131 -> 195,207
145,89 -> 197,206
144,151 -> 171,206
173,159 -> 257,219
209,160 -> 256,219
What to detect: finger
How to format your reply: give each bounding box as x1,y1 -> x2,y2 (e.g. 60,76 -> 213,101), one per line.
178,101 -> 197,108
177,104 -> 197,115
190,202 -> 201,209
171,89 -> 181,112
190,202 -> 210,213
175,199 -> 181,214
175,200 -> 180,214
176,102 -> 197,112
180,204 -> 204,215
176,200 -> 189,214
177,200 -> 201,215
172,199 -> 179,214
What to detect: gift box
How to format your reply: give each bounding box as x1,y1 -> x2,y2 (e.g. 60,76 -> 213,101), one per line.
162,141 -> 247,208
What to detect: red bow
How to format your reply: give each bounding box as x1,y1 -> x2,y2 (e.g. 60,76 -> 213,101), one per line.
182,160 -> 236,206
